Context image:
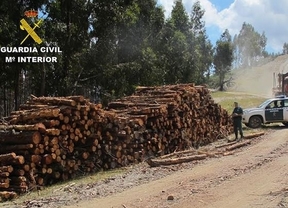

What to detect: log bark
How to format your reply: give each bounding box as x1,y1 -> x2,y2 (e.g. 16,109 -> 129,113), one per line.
215,141 -> 238,148
0,166 -> 13,173
158,148 -> 198,159
0,123 -> 46,133
0,191 -> 18,200
243,132 -> 264,139
30,96 -> 77,107
0,153 -> 16,164
225,140 -> 252,151
0,144 -> 34,154
0,131 -> 42,145
9,109 -> 60,124
147,154 -> 207,167
0,172 -> 9,178
0,183 -> 9,189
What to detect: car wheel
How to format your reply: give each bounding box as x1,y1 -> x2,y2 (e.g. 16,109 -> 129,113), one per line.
248,116 -> 262,128
282,122 -> 288,127
244,123 -> 250,128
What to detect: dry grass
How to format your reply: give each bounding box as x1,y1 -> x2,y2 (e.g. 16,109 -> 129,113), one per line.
211,91 -> 266,114
0,168 -> 126,207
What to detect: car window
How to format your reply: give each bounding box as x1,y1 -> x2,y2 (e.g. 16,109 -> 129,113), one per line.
284,99 -> 288,107
266,100 -> 284,108
259,99 -> 273,108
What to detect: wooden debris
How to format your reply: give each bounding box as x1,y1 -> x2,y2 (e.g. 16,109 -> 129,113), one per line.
225,140 -> 252,151
147,154 -> 207,167
243,132 -> 264,139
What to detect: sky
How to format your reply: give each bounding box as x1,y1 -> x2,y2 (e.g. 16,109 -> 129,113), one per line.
157,0 -> 288,53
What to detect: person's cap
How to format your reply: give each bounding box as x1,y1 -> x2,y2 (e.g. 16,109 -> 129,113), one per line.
234,101 -> 238,104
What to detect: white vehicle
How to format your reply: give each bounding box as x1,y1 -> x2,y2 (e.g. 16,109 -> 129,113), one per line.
242,95 -> 288,128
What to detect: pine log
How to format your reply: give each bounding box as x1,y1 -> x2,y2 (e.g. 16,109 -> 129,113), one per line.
66,95 -> 86,103
0,123 -> 46,133
225,140 -> 252,151
243,132 -> 264,139
0,185 -> 28,193
45,128 -> 61,136
0,178 -> 9,184
0,153 -> 16,164
9,109 -> 60,124
0,144 -> 34,154
0,166 -> 13,173
215,140 -> 238,148
42,120 -> 60,128
26,155 -> 42,164
42,154 -> 53,165
19,104 -> 51,110
0,131 -> 42,145
10,176 -> 27,183
147,154 -> 207,167
30,96 -> 77,107
0,183 -> 9,188
158,148 -> 198,159
11,156 -> 25,165
0,191 -> 18,200
0,172 -> 9,177
10,169 -> 25,176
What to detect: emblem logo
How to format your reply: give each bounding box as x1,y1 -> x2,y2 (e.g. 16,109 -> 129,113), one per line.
20,10 -> 43,45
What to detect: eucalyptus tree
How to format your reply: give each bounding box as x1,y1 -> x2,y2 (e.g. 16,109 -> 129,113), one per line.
213,29 -> 233,91
43,0 -> 93,96
84,0 -> 165,99
158,0 -> 191,84
189,1 -> 213,83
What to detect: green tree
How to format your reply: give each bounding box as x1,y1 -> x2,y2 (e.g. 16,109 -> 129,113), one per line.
189,1 -> 213,83
81,0 -> 165,99
171,0 -> 189,34
214,29 -> 233,91
43,0 -> 93,96
157,0 -> 191,84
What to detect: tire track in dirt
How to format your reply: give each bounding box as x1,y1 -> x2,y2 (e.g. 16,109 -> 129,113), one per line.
165,129 -> 288,208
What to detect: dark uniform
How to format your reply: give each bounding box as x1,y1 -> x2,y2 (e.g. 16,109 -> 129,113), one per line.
232,104 -> 243,140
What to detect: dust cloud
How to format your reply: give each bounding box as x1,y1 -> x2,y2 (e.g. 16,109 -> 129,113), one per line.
230,54 -> 288,98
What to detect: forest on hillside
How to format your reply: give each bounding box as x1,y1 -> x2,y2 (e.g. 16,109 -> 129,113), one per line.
0,0 -> 285,116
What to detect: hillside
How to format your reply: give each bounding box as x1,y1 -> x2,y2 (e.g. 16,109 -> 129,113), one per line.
230,54 -> 288,98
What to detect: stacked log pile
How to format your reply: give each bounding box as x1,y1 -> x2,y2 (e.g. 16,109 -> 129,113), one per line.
107,84 -> 232,158
0,83 -> 232,199
0,96 -> 106,200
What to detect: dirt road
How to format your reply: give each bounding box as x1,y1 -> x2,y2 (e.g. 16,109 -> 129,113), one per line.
63,128 -> 288,208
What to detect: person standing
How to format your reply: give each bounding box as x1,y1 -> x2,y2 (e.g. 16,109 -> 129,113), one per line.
232,101 -> 244,141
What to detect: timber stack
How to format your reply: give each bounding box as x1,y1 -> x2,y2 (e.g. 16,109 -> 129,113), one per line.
107,84 -> 232,159
0,83 -> 232,200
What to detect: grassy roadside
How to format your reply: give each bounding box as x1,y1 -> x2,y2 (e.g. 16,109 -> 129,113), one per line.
210,91 -> 266,113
